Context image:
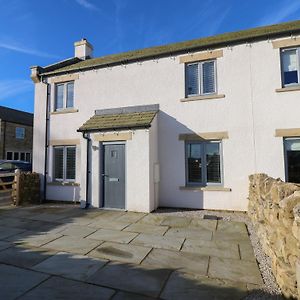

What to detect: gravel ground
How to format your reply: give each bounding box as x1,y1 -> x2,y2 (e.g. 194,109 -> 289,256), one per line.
154,208 -> 284,300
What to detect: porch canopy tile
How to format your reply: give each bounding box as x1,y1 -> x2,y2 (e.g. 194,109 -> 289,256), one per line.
78,104 -> 159,132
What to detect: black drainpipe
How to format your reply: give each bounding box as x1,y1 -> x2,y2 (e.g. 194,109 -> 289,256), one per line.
82,131 -> 91,208
42,77 -> 50,203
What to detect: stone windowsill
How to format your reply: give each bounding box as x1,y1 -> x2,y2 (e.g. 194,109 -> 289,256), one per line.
275,85 -> 300,93
179,186 -> 232,192
180,94 -> 225,102
51,108 -> 79,115
48,181 -> 80,186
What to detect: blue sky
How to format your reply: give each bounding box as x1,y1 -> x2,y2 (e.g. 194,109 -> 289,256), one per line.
1,0 -> 300,113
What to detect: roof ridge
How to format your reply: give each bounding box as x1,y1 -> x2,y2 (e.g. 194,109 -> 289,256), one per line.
40,19 -> 300,76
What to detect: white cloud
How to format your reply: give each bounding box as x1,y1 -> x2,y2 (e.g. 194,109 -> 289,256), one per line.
75,0 -> 99,11
256,1 -> 300,26
0,41 -> 58,58
0,80 -> 32,100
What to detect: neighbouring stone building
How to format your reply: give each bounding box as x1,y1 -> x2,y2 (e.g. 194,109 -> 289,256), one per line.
0,106 -> 33,162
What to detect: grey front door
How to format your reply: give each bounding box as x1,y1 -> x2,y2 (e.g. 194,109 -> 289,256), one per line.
103,144 -> 125,209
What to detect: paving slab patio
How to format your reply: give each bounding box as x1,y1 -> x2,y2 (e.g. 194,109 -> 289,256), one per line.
18,276 -> 115,300
0,205 -> 263,299
89,241 -> 152,264
33,252 -> 107,281
87,262 -> 171,298
42,235 -> 102,254
0,264 -> 49,300
161,270 -> 248,300
87,228 -> 138,243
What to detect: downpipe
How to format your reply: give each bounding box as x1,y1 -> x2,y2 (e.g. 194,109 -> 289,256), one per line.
82,132 -> 91,209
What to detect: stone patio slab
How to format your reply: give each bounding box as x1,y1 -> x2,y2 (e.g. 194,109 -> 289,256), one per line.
217,220 -> 249,235
33,252 -> 107,281
0,226 -> 25,239
115,212 -> 146,223
87,262 -> 171,297
87,229 -> 138,243
208,256 -> 263,285
137,214 -> 166,225
142,248 -> 209,275
239,241 -> 257,262
164,227 -> 213,240
112,291 -> 156,300
59,225 -> 97,238
19,276 -> 115,300
131,233 -> 185,251
161,270 -> 248,300
0,240 -> 12,251
181,239 -> 240,259
188,218 -> 218,231
88,219 -> 132,230
0,264 -> 49,300
7,231 -> 62,247
0,246 -> 56,268
124,223 -> 168,235
160,216 -> 192,227
42,236 -> 102,255
89,242 -> 151,264
213,230 -> 249,242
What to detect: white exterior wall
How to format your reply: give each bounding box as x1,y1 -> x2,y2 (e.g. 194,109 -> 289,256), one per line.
32,34 -> 300,211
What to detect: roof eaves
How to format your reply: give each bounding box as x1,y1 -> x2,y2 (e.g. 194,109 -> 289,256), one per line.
41,20 -> 300,77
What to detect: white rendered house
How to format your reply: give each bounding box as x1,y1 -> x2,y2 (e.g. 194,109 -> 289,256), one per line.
31,20 -> 300,212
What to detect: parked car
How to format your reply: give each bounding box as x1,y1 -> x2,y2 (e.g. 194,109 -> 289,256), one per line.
0,160 -> 32,173
0,161 -> 32,189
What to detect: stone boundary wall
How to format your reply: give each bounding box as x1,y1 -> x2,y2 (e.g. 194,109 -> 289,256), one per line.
248,174 -> 300,299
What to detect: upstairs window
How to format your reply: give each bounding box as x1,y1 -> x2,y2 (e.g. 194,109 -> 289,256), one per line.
16,127 -> 25,139
185,140 -> 222,186
54,81 -> 74,111
186,60 -> 216,97
281,48 -> 299,86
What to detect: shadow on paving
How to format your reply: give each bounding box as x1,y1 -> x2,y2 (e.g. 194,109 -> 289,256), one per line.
0,204 -> 284,300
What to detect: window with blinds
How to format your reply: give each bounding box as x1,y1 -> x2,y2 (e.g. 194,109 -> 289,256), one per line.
281,48 -> 299,86
186,60 -> 216,97
185,141 -> 222,186
53,146 -> 76,181
54,81 -> 74,111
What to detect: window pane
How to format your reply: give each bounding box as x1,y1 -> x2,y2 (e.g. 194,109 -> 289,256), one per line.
16,127 -> 25,139
282,49 -> 298,85
66,147 -> 76,180
6,152 -> 12,160
25,153 -> 31,162
54,147 -> 64,179
186,64 -> 199,95
55,84 -> 64,110
206,143 -> 221,183
20,152 -> 25,161
202,61 -> 216,94
187,143 -> 202,183
285,139 -> 300,183
13,152 -> 19,160
66,82 -> 74,108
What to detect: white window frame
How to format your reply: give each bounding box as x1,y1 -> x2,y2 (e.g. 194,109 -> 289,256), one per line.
185,140 -> 223,186
53,146 -> 76,182
185,59 -> 217,97
281,47 -> 300,87
6,151 -> 31,162
54,81 -> 74,111
15,127 -> 25,139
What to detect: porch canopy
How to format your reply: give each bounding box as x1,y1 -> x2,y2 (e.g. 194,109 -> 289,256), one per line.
78,104 -> 159,132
